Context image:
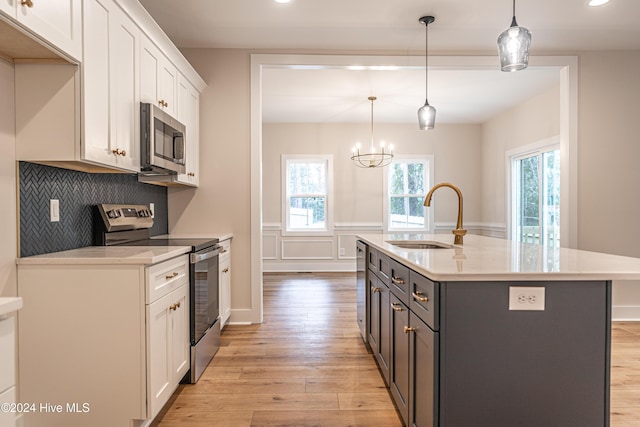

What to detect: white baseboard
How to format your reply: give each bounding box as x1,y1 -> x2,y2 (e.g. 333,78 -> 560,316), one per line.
612,306 -> 640,321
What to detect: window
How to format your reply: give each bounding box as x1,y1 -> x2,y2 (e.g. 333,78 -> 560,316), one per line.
384,155 -> 434,232
510,142 -> 560,247
282,155 -> 333,235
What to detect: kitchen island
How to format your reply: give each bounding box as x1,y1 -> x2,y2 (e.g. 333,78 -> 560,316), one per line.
357,233 -> 640,427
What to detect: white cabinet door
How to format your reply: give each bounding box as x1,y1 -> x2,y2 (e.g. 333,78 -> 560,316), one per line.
147,284 -> 188,419
0,387 -> 16,427
109,6 -> 140,171
16,0 -> 81,61
81,0 -> 112,167
82,0 -> 139,172
171,285 -> 189,383
0,0 -> 16,18
140,36 -> 177,116
219,240 -> 231,328
176,73 -> 200,186
147,290 -> 173,420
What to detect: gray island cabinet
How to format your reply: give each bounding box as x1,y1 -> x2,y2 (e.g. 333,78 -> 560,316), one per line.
357,233 -> 640,427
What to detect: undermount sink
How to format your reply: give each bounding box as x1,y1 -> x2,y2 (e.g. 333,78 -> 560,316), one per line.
386,240 -> 453,250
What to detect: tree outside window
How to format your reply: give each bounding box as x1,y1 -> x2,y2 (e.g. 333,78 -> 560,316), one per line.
386,156 -> 433,232
283,155 -> 332,234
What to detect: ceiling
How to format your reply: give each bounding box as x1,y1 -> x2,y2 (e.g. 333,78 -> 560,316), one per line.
139,0 -> 639,124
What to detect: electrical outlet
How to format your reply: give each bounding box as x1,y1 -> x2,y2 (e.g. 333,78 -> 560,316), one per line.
149,203 -> 155,218
50,199 -> 60,222
339,248 -> 345,256
509,286 -> 545,311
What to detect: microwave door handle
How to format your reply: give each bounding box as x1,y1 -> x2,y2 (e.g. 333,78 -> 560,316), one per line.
190,246 -> 223,264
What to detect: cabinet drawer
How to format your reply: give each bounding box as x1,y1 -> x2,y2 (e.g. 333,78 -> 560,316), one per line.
377,252 -> 391,284
388,258 -> 410,306
409,271 -> 439,330
368,247 -> 378,274
146,255 -> 189,304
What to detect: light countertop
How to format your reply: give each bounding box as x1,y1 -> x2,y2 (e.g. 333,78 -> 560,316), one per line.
16,246 -> 191,266
358,233 -> 640,281
0,297 -> 23,317
152,233 -> 233,242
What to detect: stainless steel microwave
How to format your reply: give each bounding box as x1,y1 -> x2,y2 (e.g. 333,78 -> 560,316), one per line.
140,103 -> 186,175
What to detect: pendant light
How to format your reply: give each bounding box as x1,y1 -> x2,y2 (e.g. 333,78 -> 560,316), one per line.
351,96 -> 394,168
497,0 -> 531,72
417,16 -> 436,130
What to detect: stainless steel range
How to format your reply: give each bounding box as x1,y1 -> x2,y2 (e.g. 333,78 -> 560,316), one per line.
94,203 -> 221,383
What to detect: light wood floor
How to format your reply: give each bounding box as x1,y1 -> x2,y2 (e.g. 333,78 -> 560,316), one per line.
152,273 -> 640,426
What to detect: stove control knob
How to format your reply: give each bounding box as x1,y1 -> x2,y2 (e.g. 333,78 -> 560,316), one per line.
107,209 -> 120,219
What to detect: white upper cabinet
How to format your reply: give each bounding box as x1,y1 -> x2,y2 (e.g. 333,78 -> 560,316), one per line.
141,35 -> 178,117
82,0 -> 140,172
176,72 -> 200,186
4,0 -> 82,61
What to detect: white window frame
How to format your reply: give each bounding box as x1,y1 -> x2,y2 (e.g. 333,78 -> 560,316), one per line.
506,136 -> 560,243
281,154 -> 333,236
383,154 -> 435,233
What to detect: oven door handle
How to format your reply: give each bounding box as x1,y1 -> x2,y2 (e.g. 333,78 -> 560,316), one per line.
190,246 -> 223,263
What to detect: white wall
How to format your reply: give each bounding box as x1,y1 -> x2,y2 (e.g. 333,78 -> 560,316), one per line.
0,58 -> 16,298
576,51 -> 640,319
481,85 -> 561,230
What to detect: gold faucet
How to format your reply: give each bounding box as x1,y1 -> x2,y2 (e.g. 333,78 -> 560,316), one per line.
424,182 -> 467,245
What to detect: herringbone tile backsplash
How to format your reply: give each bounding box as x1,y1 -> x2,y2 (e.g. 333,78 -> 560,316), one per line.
19,162 -> 168,257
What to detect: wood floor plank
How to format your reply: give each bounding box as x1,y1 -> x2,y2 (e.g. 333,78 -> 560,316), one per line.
152,273 -> 640,426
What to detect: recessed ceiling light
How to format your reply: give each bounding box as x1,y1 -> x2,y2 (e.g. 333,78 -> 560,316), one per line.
588,0 -> 611,6
274,0 -> 292,3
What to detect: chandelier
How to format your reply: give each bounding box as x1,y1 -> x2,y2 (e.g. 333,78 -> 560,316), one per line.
351,96 -> 394,168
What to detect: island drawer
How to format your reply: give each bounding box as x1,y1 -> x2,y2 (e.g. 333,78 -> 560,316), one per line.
377,252 -> 391,284
409,271 -> 438,330
388,258 -> 410,306
368,247 -> 378,274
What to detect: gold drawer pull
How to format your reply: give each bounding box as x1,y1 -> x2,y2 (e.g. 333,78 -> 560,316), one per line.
403,326 -> 415,334
391,302 -> 404,312
392,276 -> 406,285
371,286 -> 381,293
412,291 -> 429,303
111,148 -> 126,156
21,0 -> 33,7
165,272 -> 179,279
159,100 -> 168,108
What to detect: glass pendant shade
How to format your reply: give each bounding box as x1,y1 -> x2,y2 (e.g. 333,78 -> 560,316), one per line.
417,100 -> 436,130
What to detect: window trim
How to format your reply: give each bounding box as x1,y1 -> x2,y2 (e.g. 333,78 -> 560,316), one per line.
281,154 -> 334,236
383,154 -> 434,233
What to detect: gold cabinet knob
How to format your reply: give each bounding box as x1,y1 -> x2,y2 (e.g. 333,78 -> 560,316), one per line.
169,304 -> 176,311
119,149 -> 126,156
21,0 -> 33,7
158,100 -> 168,108
112,148 -> 121,155
176,301 -> 181,308
403,326 -> 416,334
187,172 -> 195,177
223,268 -> 229,273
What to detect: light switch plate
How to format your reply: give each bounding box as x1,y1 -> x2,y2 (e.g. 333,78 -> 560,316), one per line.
50,199 -> 60,222
509,286 -> 545,311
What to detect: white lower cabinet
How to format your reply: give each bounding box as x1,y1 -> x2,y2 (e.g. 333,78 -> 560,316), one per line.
147,284 -> 189,419
0,315 -> 17,427
219,238 -> 232,328
17,254 -> 190,426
